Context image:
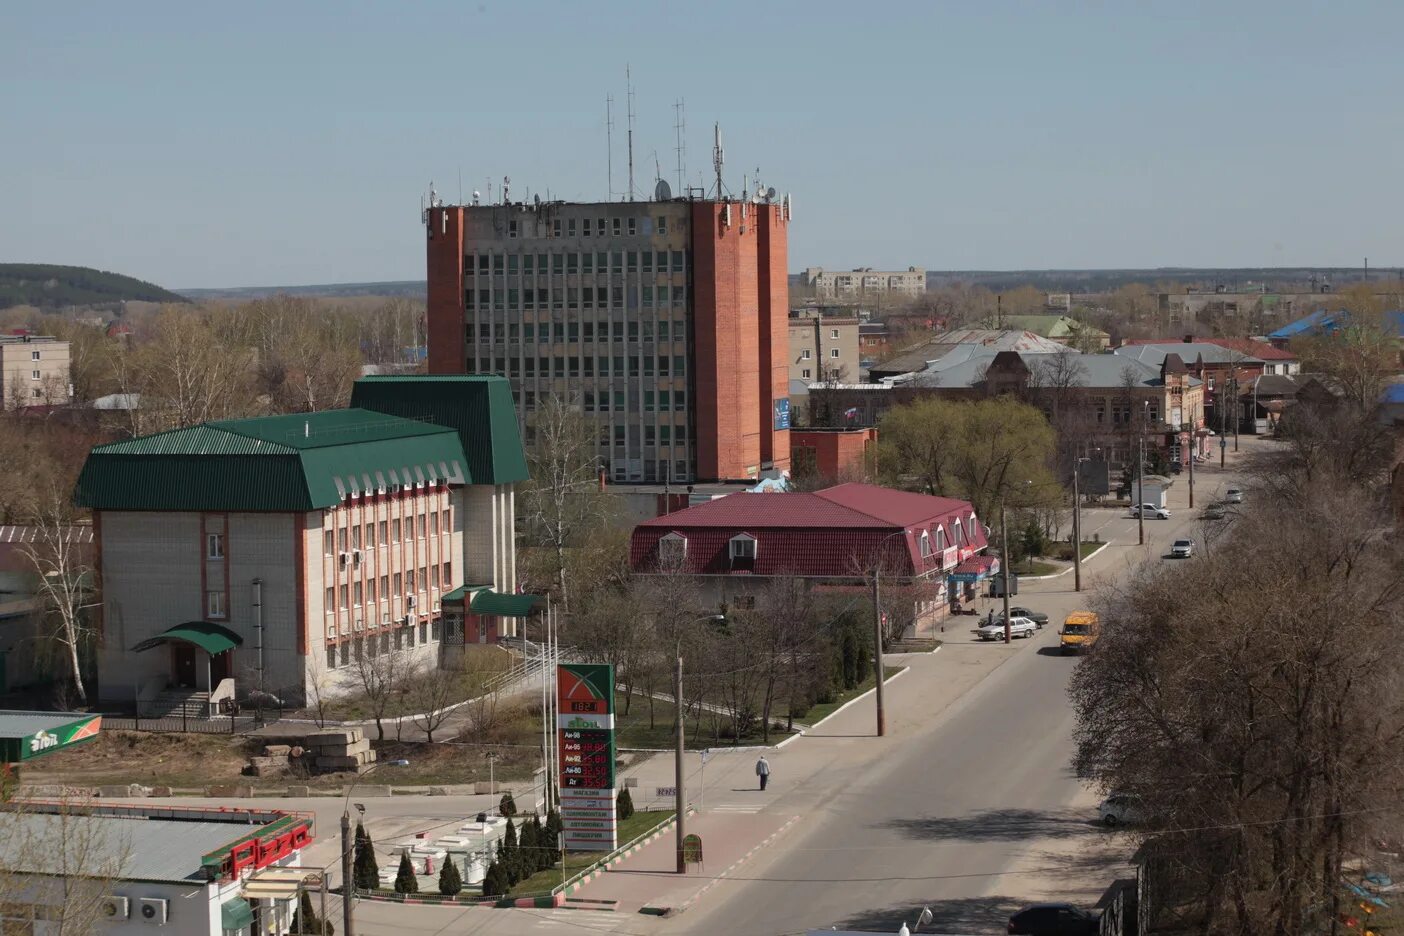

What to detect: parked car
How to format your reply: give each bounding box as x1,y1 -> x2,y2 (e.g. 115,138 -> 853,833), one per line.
1170,538 -> 1194,558
975,616 -> 1037,641
1130,503 -> 1171,519
1098,793 -> 1144,827
1202,503 -> 1228,520
995,607 -> 1049,627
1008,903 -> 1100,935
1225,488 -> 1244,504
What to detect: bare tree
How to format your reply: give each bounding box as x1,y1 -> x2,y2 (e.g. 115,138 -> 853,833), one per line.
0,799 -> 132,936
19,489 -> 96,704
352,640 -> 411,741
304,651 -> 339,729
408,662 -> 461,743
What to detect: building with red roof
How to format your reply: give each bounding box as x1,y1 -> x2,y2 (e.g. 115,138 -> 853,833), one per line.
629,483 -> 989,635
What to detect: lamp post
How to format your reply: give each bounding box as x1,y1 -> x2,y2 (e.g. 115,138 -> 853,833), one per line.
1072,450 -> 1098,593
339,763 -> 384,936
675,614 -> 725,873
870,529 -> 910,734
1186,424 -> 1195,508
1137,401 -> 1148,546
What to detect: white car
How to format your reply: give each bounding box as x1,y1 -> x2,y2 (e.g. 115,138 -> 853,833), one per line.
1225,488 -> 1244,504
1130,503 -> 1171,519
1098,793 -> 1144,827
1170,538 -> 1193,558
975,616 -> 1037,641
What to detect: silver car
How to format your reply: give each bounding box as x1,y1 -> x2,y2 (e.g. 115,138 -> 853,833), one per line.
1130,503 -> 1171,519
975,616 -> 1037,640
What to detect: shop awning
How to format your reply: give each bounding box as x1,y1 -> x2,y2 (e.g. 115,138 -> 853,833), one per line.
948,555 -> 999,583
469,590 -> 543,617
240,866 -> 317,901
131,621 -> 243,655
220,897 -> 255,930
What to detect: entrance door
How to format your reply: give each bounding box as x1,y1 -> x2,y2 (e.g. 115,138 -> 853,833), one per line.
172,644 -> 198,688
210,651 -> 231,685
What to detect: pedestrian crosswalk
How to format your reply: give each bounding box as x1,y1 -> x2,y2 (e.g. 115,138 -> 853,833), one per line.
709,803 -> 763,814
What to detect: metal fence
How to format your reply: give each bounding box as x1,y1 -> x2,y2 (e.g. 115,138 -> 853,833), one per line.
102,706 -> 282,735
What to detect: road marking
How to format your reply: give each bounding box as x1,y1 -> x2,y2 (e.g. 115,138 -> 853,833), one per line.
709,803 -> 763,813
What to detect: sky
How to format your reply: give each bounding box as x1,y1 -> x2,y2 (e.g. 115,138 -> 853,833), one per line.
4,1 -> 1403,289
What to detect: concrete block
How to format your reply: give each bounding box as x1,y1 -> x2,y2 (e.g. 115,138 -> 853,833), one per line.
307,728 -> 363,746
149,786 -> 173,798
285,785 -> 310,798
342,738 -> 371,756
262,744 -> 292,757
357,784 -> 392,797
99,784 -> 149,798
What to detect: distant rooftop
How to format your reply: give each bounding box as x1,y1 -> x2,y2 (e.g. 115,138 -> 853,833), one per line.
869,329 -> 1065,377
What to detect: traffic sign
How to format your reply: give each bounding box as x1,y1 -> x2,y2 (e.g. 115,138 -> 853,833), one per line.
656,786 -> 677,798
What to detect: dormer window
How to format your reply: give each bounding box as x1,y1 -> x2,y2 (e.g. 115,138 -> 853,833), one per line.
659,532 -> 688,566
918,531 -> 932,557
728,534 -> 757,564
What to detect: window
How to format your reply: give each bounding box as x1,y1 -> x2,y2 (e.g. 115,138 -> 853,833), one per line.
627,217 -> 637,236
830,348 -> 840,358
31,350 -> 40,361
919,531 -> 932,557
327,647 -> 337,669
368,578 -> 377,603
407,569 -> 416,591
443,562 -> 452,586
802,369 -> 811,379
391,518 -> 401,541
380,574 -> 389,598
325,586 -> 335,609
379,520 -> 388,545
393,572 -> 403,596
657,216 -> 667,235
207,590 -> 226,619
567,218 -> 577,237
419,621 -> 429,643
206,533 -> 224,559
659,532 -> 687,564
831,329 -> 839,339
612,217 -> 622,236
31,370 -> 40,381
353,582 -> 363,606
729,534 -> 757,562
337,528 -> 348,551
351,525 -> 361,549
324,530 -> 334,554
340,584 -> 349,608
801,349 -> 811,360
582,218 -> 592,237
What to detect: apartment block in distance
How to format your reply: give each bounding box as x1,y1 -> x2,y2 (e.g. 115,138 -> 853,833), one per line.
0,333 -> 70,409
426,191 -> 794,483
801,266 -> 926,299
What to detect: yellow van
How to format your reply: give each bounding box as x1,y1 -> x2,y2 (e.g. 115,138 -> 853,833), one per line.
1060,611 -> 1100,654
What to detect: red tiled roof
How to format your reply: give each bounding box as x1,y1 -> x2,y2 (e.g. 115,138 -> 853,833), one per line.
1122,336 -> 1296,360
630,484 -> 987,579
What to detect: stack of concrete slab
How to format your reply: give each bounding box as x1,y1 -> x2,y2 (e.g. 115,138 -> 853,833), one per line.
301,728 -> 376,773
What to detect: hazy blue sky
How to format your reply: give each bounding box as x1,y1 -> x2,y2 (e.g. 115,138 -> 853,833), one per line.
5,1 -> 1402,288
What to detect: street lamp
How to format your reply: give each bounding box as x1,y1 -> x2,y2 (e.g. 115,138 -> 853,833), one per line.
869,529 -> 911,734
339,763 -> 385,936
1137,401 -> 1148,546
674,613 -> 725,873
1072,449 -> 1100,593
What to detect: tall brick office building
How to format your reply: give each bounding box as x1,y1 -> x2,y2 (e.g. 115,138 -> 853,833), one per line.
426,195 -> 793,483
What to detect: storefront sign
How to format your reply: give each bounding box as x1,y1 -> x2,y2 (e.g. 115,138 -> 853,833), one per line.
558,664 -> 617,852
8,715 -> 102,763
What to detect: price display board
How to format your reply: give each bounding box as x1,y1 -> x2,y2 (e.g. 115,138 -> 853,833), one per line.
557,663 -> 617,852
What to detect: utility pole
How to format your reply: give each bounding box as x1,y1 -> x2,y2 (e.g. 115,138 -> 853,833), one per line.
871,568 -> 887,736
1137,402 -> 1147,546
341,813 -> 354,936
1000,502 -> 1013,642
1187,426 -> 1195,508
1232,375 -> 1240,452
1072,460 -> 1083,593
674,653 -> 686,873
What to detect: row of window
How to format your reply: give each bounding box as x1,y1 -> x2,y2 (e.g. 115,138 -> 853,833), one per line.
471,249 -> 684,275
799,349 -> 841,360
594,423 -> 685,447
468,283 -> 686,312
611,459 -> 690,484
328,623 -> 438,669
322,512 -> 446,555
578,389 -> 686,413
325,564 -> 452,611
505,213 -> 668,239
476,318 -> 687,343
490,354 -> 686,380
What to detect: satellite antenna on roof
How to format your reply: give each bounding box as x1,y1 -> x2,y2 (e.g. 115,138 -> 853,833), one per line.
533,193 -> 541,208
766,186 -> 777,203
712,123 -> 724,198
655,179 -> 672,201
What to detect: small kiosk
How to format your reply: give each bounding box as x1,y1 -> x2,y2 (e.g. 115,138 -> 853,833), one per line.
0,710 -> 103,797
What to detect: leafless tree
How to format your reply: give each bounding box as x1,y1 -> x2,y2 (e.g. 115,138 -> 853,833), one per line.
352,640 -> 411,741
0,799 -> 132,936
408,662 -> 461,742
303,651 -> 338,729
19,489 -> 96,703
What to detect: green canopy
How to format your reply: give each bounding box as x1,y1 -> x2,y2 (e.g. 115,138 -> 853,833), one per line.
220,897 -> 255,930
131,621 -> 243,655
469,590 -> 543,618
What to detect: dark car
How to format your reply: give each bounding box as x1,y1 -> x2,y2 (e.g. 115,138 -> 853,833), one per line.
994,606 -> 1049,627
1008,903 -> 1100,935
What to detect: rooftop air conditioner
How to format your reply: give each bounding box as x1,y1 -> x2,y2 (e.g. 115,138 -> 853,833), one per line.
138,897 -> 168,925
101,897 -> 130,920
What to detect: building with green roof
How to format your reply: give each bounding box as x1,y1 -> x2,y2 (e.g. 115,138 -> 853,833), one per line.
77,377 -> 537,709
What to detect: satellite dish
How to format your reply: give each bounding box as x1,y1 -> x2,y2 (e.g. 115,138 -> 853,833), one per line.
654,179 -> 673,201
765,186 -> 777,201
533,194 -> 541,208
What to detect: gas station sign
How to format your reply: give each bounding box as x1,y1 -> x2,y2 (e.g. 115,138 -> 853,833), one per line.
557,664 -> 617,852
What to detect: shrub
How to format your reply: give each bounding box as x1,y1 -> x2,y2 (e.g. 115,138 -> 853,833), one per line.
544,807 -> 562,842
499,791 -> 517,817
353,822 -> 379,891
482,859 -> 507,898
616,787 -> 635,821
393,853 -> 418,894
437,858 -> 463,896
291,891 -> 333,934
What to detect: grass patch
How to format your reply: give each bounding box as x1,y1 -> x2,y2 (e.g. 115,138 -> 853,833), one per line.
1008,558 -> 1061,576
799,665 -> 907,727
1046,540 -> 1103,561
613,691 -> 797,750
511,810 -> 673,896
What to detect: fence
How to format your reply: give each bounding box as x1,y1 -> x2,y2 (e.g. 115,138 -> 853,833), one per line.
103,704 -> 283,735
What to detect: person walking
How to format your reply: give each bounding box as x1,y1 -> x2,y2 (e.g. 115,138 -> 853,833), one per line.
755,755 -> 771,791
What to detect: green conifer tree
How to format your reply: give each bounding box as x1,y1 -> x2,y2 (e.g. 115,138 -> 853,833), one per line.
437,857 -> 463,896
499,791 -> 517,817
616,787 -> 635,821
393,853 -> 418,894
353,822 -> 380,891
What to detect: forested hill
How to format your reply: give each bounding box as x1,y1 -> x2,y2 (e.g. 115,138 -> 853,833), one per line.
0,264 -> 188,309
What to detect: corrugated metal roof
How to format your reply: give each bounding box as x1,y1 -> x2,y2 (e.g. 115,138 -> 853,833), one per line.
0,812 -> 247,883
0,710 -> 93,738
76,409 -> 468,512
0,526 -> 93,545
1115,343 -> 1265,367
351,376 -> 529,484
870,330 -> 1065,377
815,483 -> 975,527
1269,309 -> 1404,339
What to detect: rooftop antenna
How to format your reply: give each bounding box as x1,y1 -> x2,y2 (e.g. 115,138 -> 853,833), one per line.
626,65 -> 636,201
502,175 -> 510,205
606,94 -> 614,202
712,123 -> 724,199
457,167 -> 462,205
673,98 -> 686,193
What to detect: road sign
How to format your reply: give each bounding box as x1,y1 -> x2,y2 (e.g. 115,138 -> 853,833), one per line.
557,664 -> 617,853
655,786 -> 677,798
682,833 -> 704,866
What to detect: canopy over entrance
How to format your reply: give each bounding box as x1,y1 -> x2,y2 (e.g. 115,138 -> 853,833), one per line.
469,589 -> 542,617
131,621 -> 243,655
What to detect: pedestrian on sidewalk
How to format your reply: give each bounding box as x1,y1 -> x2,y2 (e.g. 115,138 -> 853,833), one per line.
756,755 -> 770,791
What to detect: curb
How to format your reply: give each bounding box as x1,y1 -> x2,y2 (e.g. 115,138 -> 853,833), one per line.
558,808 -> 695,898
1018,541 -> 1111,581
793,666 -> 911,736
643,814 -> 802,917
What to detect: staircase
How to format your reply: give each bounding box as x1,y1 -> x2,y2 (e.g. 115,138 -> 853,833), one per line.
145,689 -> 213,719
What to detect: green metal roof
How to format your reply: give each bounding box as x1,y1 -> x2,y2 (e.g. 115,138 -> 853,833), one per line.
75,408 -> 468,511
132,621 -> 244,655
0,711 -> 102,763
350,376 -> 528,484
469,590 -> 542,617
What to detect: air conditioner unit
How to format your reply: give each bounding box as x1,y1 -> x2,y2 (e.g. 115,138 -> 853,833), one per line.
338,552 -> 348,569
377,485 -> 387,495
327,624 -> 337,637
406,595 -> 416,610
101,896 -> 130,920
353,618 -> 364,632
402,614 -> 413,627
353,549 -> 362,566
138,897 -> 168,925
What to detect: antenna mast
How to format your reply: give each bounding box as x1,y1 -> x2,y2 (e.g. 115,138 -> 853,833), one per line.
626,66 -> 636,201
673,99 -> 686,193
606,95 -> 614,202
712,123 -> 724,199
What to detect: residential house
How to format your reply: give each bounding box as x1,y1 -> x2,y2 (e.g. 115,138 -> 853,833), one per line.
867,329 -> 1065,381
997,314 -> 1110,349
788,311 -> 859,384
1115,339 -> 1270,429
0,334 -> 70,409
629,482 -> 988,636
74,376 -> 529,709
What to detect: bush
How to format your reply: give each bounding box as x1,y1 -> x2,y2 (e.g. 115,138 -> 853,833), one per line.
499,791 -> 517,817
496,839 -> 517,887
544,806 -> 562,842
529,813 -> 552,871
616,787 -> 635,821
291,891 -> 333,934
482,859 -> 507,898
437,858 -> 463,896
393,853 -> 418,894
518,817 -> 540,872
353,822 -> 379,891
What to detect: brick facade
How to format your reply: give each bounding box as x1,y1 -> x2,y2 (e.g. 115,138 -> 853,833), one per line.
426,207 -> 466,374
